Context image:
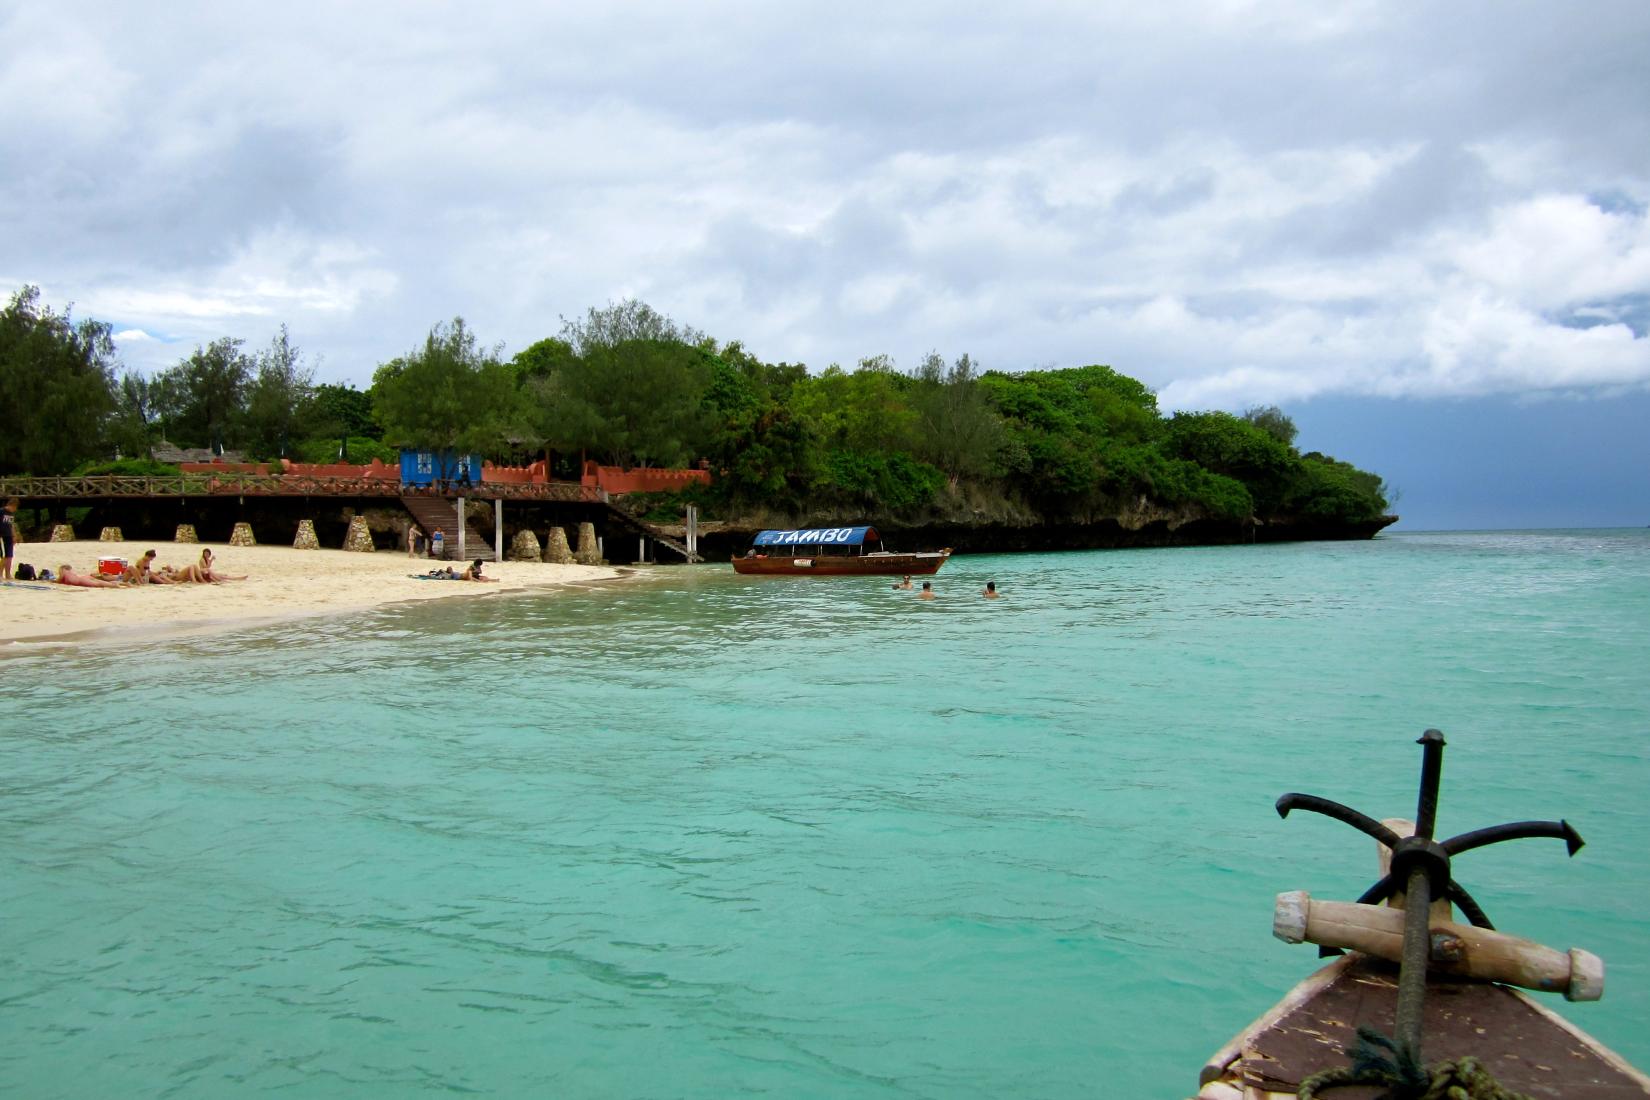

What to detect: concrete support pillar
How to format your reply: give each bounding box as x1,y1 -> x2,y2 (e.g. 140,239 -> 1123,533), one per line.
545,527 -> 574,564
342,515 -> 375,552
456,496 -> 466,561
494,499 -> 503,562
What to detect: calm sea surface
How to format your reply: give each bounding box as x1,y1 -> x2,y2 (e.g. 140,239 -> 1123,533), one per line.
3,529 -> 1648,1098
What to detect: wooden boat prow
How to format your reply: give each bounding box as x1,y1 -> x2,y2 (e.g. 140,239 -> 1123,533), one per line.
1191,733 -> 1650,1099
1194,954 -> 1650,1098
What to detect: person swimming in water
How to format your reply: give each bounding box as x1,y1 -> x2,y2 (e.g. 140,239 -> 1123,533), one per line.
981,580 -> 1000,598
918,580 -> 935,600
892,575 -> 912,590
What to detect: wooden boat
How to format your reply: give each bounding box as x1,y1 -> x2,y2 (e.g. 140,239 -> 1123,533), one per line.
1190,731 -> 1650,1099
731,525 -> 951,576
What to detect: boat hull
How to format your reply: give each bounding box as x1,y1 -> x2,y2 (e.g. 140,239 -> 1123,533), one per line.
731,550 -> 951,576
1192,955 -> 1650,1098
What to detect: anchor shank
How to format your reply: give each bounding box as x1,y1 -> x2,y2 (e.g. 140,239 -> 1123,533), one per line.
1394,864 -> 1433,1061
1414,729 -> 1446,840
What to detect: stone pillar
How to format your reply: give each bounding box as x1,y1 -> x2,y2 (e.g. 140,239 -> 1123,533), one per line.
342,515 -> 375,552
229,522 -> 257,546
575,522 -> 603,565
49,523 -> 76,542
508,528 -> 542,562
293,519 -> 320,550
174,524 -> 198,543
545,526 -> 575,564
99,526 -> 124,541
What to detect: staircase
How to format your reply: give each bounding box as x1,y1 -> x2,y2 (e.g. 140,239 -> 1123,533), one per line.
599,501 -> 700,562
401,496 -> 496,561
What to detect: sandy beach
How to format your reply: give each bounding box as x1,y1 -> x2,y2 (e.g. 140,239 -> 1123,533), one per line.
0,541 -> 626,646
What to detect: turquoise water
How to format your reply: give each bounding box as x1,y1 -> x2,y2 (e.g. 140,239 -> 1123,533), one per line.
3,530 -> 1648,1098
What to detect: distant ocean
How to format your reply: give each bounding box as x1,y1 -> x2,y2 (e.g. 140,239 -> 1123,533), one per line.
4,529 -> 1647,1098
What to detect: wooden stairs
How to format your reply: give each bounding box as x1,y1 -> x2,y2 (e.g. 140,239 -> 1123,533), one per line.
400,496 -> 495,561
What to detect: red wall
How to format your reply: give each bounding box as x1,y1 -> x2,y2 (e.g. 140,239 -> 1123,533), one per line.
580,461 -> 712,495
277,458 -> 399,480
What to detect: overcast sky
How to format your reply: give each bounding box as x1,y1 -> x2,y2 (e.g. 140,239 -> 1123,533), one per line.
5,2 -> 1648,528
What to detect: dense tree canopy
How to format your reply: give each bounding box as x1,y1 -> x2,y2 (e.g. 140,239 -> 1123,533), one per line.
371,318 -> 526,469
0,285 -> 1390,529
0,286 -> 119,473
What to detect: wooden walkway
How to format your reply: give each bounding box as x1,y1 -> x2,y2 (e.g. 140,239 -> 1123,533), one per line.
0,473 -> 701,563
0,473 -> 601,502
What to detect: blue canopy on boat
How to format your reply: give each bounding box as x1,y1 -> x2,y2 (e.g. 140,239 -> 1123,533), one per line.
752,526 -> 879,547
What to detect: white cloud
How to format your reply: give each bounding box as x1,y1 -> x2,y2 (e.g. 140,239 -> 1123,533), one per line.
2,1 -> 1647,403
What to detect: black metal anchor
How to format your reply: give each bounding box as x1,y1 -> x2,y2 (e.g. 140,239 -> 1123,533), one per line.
1275,730 -> 1584,1067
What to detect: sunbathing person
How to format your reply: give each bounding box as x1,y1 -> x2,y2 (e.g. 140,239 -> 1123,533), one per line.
124,550 -> 175,585
198,548 -> 247,582
55,564 -> 127,589
461,559 -> 498,582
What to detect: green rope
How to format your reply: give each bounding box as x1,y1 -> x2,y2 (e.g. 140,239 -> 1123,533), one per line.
1298,1027 -> 1536,1100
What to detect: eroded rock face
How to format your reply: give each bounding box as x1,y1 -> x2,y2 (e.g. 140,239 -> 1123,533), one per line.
229,522 -> 257,547
174,524 -> 198,543
508,528 -> 542,562
293,519 -> 320,550
342,515 -> 375,552
574,522 -> 603,565
50,524 -> 76,542
545,527 -> 575,564
100,527 -> 124,541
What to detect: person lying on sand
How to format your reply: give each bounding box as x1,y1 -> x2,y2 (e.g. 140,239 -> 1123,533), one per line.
461,559 -> 498,582
161,550 -> 247,584
124,550 -> 175,585
55,564 -> 127,589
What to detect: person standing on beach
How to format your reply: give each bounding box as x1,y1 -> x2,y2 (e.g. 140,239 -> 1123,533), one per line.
1,497 -> 16,581
430,527 -> 444,560
407,525 -> 422,558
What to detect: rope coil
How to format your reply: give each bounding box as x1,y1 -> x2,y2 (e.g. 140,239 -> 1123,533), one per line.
1298,1027 -> 1535,1100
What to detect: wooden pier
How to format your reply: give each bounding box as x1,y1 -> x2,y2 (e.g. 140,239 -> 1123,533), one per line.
0,475 -> 701,562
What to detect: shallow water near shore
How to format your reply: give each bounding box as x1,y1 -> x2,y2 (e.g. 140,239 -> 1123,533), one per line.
3,529 -> 1648,1098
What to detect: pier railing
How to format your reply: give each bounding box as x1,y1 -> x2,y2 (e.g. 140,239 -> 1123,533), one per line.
0,474 -> 603,503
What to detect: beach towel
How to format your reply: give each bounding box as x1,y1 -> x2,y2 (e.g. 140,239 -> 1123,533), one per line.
2,580 -> 59,590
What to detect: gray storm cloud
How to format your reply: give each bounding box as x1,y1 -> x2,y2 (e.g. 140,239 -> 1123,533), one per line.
3,0 -> 1647,407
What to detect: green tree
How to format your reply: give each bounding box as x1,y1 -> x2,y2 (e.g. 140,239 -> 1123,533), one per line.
0,285 -> 120,473
1164,411 -> 1301,514
153,337 -> 253,452
371,318 -> 526,468
243,326 -> 315,459
108,370 -> 160,461
910,351 -> 1004,488
529,301 -> 716,467
307,382 -> 380,447
1282,452 -> 1390,522
1243,404 -> 1298,447
701,355 -> 817,510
